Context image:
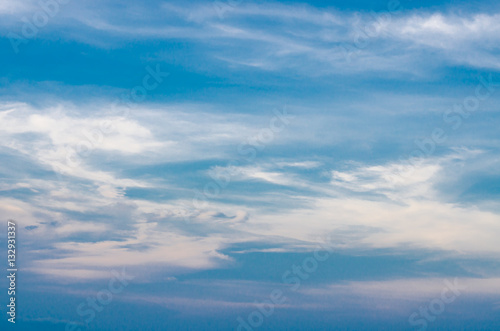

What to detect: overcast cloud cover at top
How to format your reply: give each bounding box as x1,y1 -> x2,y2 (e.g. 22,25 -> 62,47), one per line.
0,0 -> 500,330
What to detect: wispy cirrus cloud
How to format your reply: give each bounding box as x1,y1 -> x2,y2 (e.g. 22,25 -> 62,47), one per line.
1,97 -> 499,282
3,2 -> 500,75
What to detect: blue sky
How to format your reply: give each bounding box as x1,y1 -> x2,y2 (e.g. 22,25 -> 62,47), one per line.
1,0 -> 500,330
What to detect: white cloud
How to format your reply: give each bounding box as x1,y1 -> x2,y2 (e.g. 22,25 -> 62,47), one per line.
29,222 -> 233,280
0,0 -> 36,15
4,2 -> 500,74
232,150 -> 500,255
